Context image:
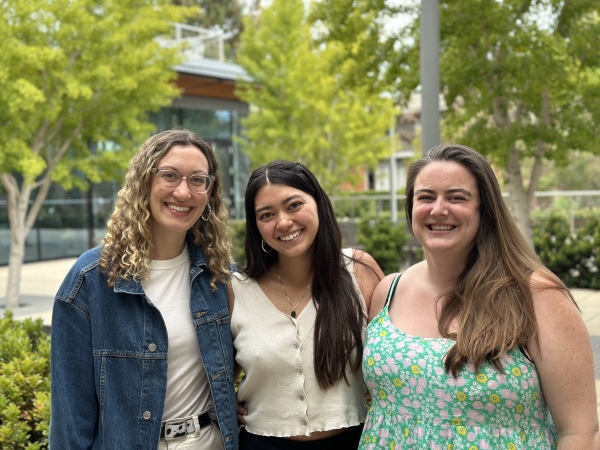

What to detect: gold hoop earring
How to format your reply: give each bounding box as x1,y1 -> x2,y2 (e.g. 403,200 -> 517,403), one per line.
261,239 -> 273,253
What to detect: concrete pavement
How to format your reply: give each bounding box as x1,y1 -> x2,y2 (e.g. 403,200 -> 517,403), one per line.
1,259 -> 600,420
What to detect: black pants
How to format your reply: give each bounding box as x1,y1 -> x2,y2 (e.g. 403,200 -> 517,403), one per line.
239,425 -> 363,450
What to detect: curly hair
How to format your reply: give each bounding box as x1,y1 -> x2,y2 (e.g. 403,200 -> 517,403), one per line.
100,129 -> 232,289
405,144 -> 576,376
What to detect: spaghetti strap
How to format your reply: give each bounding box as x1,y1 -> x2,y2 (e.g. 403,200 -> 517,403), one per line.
384,274 -> 402,307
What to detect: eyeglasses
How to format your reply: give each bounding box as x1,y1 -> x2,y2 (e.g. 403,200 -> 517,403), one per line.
151,168 -> 214,194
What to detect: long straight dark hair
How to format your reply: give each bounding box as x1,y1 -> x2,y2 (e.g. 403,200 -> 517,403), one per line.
241,160 -> 365,389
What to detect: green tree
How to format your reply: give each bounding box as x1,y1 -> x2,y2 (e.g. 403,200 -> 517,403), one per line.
174,0 -> 242,31
0,0 -> 194,310
235,0 -> 395,193
315,0 -> 600,247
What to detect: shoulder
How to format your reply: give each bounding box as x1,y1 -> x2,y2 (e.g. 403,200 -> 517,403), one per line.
529,271 -> 579,321
368,273 -> 400,323
526,270 -> 586,364
349,249 -> 385,310
55,246 -> 104,306
350,249 -> 384,278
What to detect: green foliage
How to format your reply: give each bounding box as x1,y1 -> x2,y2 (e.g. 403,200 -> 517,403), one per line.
331,192 -> 406,220
229,220 -> 247,268
235,0 -> 396,193
0,0 -> 194,186
0,312 -> 50,449
314,0 -> 600,245
358,213 -> 410,274
534,210 -> 600,289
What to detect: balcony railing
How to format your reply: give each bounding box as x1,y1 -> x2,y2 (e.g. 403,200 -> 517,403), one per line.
157,22 -> 236,62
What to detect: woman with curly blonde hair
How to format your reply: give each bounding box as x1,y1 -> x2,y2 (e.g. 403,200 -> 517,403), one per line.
50,129 -> 238,450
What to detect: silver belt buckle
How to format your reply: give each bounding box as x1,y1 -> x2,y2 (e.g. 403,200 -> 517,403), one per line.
164,417 -> 195,441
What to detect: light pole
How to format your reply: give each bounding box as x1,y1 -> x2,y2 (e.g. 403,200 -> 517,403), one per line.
420,0 -> 440,156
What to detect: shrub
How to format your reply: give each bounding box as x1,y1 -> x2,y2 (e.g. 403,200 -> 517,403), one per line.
0,312 -> 50,449
358,213 -> 410,274
229,220 -> 247,269
534,210 -> 600,289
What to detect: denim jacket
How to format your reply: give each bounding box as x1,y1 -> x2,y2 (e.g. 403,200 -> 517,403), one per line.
50,238 -> 238,450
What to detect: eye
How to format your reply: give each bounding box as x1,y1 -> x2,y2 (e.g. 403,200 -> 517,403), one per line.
450,196 -> 466,202
188,174 -> 207,186
258,212 -> 273,220
160,171 -> 179,181
288,201 -> 305,210
416,195 -> 434,202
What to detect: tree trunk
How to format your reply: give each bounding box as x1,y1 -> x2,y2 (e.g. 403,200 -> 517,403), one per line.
5,226 -> 27,310
505,144 -> 534,249
2,174 -> 38,310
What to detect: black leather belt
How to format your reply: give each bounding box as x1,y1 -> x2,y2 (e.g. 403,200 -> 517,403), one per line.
160,411 -> 213,440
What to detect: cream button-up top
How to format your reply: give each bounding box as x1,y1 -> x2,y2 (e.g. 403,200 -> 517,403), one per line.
231,249 -> 368,437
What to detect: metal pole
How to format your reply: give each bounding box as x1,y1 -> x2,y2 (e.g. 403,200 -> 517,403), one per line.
420,0 -> 440,156
390,116 -> 398,223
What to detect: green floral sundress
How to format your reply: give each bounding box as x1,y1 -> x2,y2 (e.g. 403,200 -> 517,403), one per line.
360,275 -> 557,450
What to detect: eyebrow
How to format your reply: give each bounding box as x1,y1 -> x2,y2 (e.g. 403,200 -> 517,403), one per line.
415,188 -> 473,197
156,166 -> 209,175
255,194 -> 304,214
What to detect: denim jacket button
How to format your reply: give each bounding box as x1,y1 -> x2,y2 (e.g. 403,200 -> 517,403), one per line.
143,411 -> 151,420
148,343 -> 157,352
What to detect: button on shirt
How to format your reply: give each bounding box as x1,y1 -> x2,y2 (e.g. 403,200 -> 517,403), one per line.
231,249 -> 368,437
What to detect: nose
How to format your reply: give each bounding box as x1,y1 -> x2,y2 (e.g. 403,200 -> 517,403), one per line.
275,212 -> 293,229
430,198 -> 448,216
172,177 -> 192,198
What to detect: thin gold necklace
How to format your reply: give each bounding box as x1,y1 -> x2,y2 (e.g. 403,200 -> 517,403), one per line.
275,263 -> 311,318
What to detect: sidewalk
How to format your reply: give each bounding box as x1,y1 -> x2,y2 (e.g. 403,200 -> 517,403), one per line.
1,259 -> 600,420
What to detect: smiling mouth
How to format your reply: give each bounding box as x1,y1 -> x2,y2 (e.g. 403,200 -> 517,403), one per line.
279,229 -> 304,241
167,203 -> 192,213
427,224 -> 455,231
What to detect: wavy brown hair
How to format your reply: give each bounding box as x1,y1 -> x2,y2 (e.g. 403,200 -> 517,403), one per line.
100,129 -> 231,289
405,144 -> 577,376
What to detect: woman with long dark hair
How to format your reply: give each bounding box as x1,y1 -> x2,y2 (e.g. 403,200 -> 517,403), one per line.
361,144 -> 599,449
230,161 -> 384,449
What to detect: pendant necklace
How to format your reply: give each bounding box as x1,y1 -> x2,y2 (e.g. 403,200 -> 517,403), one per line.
276,263 -> 311,318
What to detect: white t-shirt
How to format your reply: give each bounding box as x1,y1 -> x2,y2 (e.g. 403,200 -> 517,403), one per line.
141,246 -> 211,420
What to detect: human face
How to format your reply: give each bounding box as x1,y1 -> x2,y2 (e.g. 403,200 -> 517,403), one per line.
254,183 -> 319,260
149,145 -> 211,244
412,161 -> 480,258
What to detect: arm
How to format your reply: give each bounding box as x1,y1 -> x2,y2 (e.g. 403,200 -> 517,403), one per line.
367,274 -> 398,323
527,276 -> 600,449
227,282 -> 248,425
352,249 -> 385,314
50,298 -> 98,449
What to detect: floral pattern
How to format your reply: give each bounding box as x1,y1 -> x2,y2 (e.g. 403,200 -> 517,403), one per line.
359,286 -> 557,449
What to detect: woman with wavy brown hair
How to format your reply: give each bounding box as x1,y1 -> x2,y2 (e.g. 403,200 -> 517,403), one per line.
361,144 -> 599,449
50,129 -> 238,450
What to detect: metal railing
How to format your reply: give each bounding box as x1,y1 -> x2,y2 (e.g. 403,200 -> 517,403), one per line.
330,190 -> 600,227
156,23 -> 235,62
